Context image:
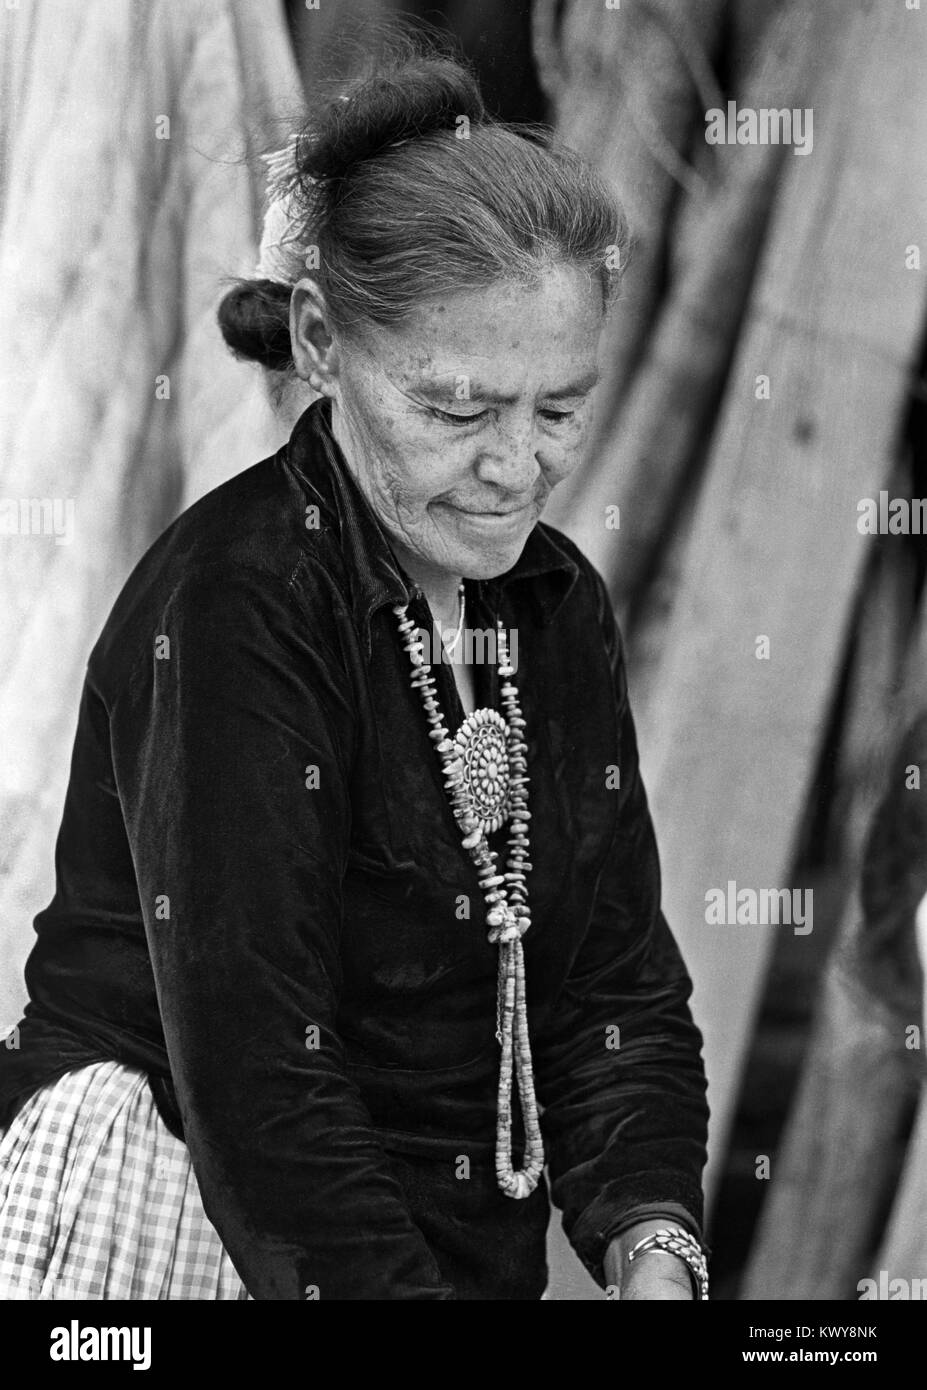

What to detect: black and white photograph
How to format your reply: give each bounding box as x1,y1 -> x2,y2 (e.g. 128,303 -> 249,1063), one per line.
0,0 -> 925,1349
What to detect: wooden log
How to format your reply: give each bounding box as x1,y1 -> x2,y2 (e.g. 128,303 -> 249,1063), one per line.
741,553 -> 919,1298
862,637 -> 927,1295
536,0 -> 728,441
545,0 -> 846,603
287,0 -> 407,96
0,0 -> 300,1033
630,0 -> 927,1203
740,922 -> 919,1299
870,1086 -> 927,1294
824,533 -> 918,878
897,562 -> 927,737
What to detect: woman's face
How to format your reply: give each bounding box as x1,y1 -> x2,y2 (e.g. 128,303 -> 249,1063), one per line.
326,264 -> 605,585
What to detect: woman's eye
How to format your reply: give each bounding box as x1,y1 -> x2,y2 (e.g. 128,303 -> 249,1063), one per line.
428,405 -> 578,426
430,407 -> 488,426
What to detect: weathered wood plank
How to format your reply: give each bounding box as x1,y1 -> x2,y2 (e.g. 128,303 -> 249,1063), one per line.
539,0 -> 727,466
869,1086 -> 927,1294
0,0 -> 299,1032
544,0 -> 833,590
631,0 -> 927,1201
741,924 -> 919,1299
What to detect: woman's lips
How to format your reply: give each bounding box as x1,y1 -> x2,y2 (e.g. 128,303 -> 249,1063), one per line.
443,502 -> 533,530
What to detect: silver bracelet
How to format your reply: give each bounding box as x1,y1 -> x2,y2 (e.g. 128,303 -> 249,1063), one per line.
626,1226 -> 710,1301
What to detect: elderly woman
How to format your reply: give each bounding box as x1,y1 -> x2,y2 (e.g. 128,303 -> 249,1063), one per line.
0,46 -> 708,1301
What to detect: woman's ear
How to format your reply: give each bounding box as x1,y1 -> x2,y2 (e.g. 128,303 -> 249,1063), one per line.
290,279 -> 340,397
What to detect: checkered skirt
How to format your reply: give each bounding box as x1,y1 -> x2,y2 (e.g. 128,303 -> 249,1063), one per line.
0,1060 -> 250,1299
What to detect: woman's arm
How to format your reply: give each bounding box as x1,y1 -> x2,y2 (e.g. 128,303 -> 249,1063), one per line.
107,563 -> 453,1300
533,566 -> 709,1295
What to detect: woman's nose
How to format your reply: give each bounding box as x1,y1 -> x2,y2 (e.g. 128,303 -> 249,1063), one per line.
474,424 -> 541,495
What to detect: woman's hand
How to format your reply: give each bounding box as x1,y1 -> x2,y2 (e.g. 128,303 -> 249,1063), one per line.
603,1221 -> 695,1300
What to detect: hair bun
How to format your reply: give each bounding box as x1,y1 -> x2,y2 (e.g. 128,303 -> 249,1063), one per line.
217,280 -> 293,370
299,56 -> 486,184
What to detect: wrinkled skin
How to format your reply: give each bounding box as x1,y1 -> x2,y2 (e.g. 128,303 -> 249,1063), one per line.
290,267 -> 602,628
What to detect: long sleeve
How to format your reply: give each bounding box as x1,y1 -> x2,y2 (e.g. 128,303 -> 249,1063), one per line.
533,568 -> 709,1288
106,563 -> 453,1300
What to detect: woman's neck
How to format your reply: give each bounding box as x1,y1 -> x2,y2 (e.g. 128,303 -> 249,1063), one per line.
392,548 -> 463,634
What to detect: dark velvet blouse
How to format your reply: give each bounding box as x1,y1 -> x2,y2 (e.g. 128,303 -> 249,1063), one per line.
0,397 -> 708,1299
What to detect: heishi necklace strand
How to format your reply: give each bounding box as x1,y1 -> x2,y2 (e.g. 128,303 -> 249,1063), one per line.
441,582 -> 466,659
393,587 -> 545,1199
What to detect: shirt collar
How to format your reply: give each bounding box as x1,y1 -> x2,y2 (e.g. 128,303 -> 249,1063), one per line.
285,397 -> 580,653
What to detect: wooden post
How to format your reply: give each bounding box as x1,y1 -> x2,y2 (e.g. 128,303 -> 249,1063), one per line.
868,1088 -> 927,1295
538,0 -> 728,529
744,583 -> 927,1297
542,0 -> 834,599
630,0 -> 927,1202
0,0 -> 300,1033
741,923 -> 920,1299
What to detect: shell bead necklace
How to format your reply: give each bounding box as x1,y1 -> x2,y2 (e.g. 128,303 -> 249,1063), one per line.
393,589 -> 545,1199
440,582 -> 466,659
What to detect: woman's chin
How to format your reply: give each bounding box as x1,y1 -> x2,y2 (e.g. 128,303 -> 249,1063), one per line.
439,518 -> 536,580
456,533 -> 532,581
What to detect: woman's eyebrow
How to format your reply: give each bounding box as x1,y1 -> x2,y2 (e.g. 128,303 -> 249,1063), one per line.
414,369 -> 601,404
543,370 -> 601,399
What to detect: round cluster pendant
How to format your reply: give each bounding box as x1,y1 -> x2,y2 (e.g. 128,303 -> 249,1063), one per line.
454,710 -> 511,835
393,591 -> 545,1198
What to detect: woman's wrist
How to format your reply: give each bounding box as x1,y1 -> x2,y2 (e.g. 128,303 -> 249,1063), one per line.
604,1220 -> 698,1300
